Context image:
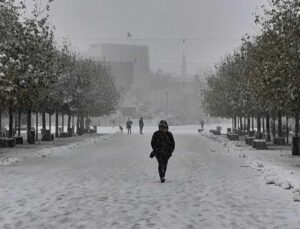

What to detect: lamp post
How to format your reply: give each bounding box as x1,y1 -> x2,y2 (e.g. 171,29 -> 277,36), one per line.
166,90 -> 169,118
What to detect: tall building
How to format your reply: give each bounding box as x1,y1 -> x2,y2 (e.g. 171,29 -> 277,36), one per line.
84,43 -> 150,96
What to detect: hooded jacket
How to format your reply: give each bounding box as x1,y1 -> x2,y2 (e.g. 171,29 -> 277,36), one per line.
151,130 -> 175,157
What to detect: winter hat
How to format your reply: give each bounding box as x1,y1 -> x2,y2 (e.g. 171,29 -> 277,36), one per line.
159,120 -> 168,129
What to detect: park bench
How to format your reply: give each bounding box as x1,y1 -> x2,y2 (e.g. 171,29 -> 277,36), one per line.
0,128 -> 18,147
41,129 -> 54,141
87,125 -> 97,134
227,132 -> 239,141
209,129 -> 221,135
274,137 -> 286,145
252,139 -> 267,150
248,130 -> 256,137
0,137 -> 16,147
236,129 -> 247,136
261,132 -> 267,140
209,126 -> 222,135
14,136 -> 23,144
255,132 -> 263,139
245,136 -> 255,145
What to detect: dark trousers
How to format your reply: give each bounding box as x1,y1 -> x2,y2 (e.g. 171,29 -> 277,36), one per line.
155,153 -> 170,179
139,126 -> 143,134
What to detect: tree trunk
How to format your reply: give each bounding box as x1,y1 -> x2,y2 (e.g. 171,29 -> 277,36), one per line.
36,112 -> 38,140
67,114 -> 71,134
233,116 -> 237,130
42,111 -> 46,130
266,113 -> 270,142
72,115 -> 75,135
14,111 -> 17,135
0,110 -> 2,132
295,113 -> 299,137
62,113 -> 65,132
27,109 -> 33,144
55,112 -> 59,138
257,114 -> 261,134
292,113 -> 300,155
8,107 -> 13,137
286,116 -> 289,145
251,115 -> 254,130
49,114 -> 52,133
247,116 -> 250,133
278,112 -> 282,137
80,115 -> 84,131
18,109 -> 21,136
72,115 -> 74,128
272,116 -> 276,143
262,116 -> 265,133
239,117 -> 242,130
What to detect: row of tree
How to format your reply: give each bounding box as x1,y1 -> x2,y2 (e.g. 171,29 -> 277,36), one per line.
0,0 -> 119,142
203,0 -> 300,153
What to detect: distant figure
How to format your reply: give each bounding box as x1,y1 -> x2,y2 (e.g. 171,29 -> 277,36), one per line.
200,120 -> 205,130
112,119 -> 116,128
126,118 -> 133,134
119,125 -> 123,133
150,120 -> 175,183
139,117 -> 144,134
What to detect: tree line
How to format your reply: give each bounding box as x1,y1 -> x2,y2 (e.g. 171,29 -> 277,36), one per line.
203,0 -> 300,152
0,0 -> 119,142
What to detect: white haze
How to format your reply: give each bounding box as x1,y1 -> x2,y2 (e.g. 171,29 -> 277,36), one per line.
44,0 -> 267,74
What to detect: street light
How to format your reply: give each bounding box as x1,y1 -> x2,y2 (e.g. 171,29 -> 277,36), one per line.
166,90 -> 169,118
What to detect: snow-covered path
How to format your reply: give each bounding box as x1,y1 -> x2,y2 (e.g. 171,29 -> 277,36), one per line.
1,130 -> 300,229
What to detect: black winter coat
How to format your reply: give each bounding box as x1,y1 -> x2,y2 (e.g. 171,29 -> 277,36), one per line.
151,130 -> 175,157
139,119 -> 144,127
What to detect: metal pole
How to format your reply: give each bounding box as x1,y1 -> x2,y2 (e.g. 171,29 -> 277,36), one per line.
166,90 -> 169,118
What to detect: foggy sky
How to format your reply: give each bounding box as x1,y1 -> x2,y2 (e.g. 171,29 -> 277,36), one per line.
46,0 -> 267,75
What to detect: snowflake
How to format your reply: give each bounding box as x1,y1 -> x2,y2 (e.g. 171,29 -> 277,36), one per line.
0,72 -> 5,77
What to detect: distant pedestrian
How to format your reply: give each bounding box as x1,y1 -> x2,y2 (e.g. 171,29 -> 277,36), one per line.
139,117 -> 144,134
200,120 -> 205,130
126,118 -> 133,134
150,120 -> 175,183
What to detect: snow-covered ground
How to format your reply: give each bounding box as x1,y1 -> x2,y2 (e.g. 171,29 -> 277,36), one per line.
202,128 -> 300,203
1,124 -> 300,228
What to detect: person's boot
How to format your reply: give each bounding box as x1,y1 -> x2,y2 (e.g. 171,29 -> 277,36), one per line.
160,177 -> 165,183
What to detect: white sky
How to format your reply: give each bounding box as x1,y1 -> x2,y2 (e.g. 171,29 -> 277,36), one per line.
40,0 -> 267,75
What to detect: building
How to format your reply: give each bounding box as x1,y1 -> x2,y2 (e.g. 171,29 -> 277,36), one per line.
84,43 -> 151,96
84,42 -> 205,123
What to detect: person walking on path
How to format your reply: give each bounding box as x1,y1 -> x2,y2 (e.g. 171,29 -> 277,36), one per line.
150,120 -> 175,183
139,117 -> 144,134
126,118 -> 133,134
200,119 -> 205,130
